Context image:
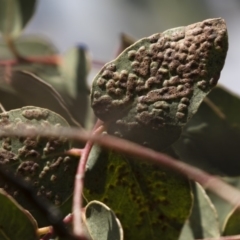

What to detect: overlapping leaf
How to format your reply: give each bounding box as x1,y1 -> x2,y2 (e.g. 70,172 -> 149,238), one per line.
0,36 -> 91,126
83,200 -> 123,240
223,206 -> 240,236
179,182 -> 220,240
0,189 -> 38,239
11,71 -> 80,127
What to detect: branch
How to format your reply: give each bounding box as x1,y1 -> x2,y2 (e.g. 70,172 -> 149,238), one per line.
73,120 -> 104,237
1,125 -> 240,213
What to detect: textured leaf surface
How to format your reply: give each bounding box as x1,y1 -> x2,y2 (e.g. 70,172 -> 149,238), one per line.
173,86 -> 240,176
83,200 -> 123,240
91,18 -> 228,150
0,0 -> 36,36
0,106 -> 78,225
84,147 -> 192,240
223,206 -> 240,236
0,189 -> 38,240
180,182 -> 220,239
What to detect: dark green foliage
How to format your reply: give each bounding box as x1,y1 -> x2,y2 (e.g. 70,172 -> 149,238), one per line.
223,206 -> 240,236
84,147 -> 192,239
0,189 -> 38,240
173,86 -> 240,176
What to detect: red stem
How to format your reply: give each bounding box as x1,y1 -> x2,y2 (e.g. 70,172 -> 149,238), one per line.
72,120 -> 104,238
0,55 -> 62,66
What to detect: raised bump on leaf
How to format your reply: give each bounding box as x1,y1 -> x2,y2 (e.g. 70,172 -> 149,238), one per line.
91,18 -> 228,150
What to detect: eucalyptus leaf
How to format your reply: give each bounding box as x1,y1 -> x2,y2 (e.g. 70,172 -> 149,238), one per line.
11,70 -> 80,127
91,18 -> 228,150
179,221 -> 194,240
207,177 -> 240,231
0,36 -> 70,98
61,45 -> 92,128
0,0 -> 37,36
0,37 -> 91,127
179,182 -> 220,239
0,188 -> 38,240
84,147 -> 192,239
173,86 -> 240,176
0,106 -> 78,226
223,206 -> 240,236
83,200 -> 123,240
0,35 -> 57,59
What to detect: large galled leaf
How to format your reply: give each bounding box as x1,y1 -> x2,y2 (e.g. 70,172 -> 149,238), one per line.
179,182 -> 220,239
83,200 -> 123,240
84,146 -> 192,239
0,106 -> 78,226
91,18 -> 228,150
173,86 -> 240,176
0,0 -> 37,36
0,189 -> 38,239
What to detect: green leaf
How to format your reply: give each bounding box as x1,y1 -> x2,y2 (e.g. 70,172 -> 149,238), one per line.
179,182 -> 220,239
11,71 -> 80,127
0,188 -> 38,240
0,35 -> 57,60
0,0 -> 37,36
0,36 -> 68,97
223,206 -> 240,236
0,37 -> 91,127
60,45 -> 92,128
83,200 -> 123,240
173,86 -> 240,176
84,147 -> 192,240
91,18 -> 228,150
0,106 -> 78,226
207,177 -> 240,231
61,45 -> 90,98
179,221 -> 194,240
